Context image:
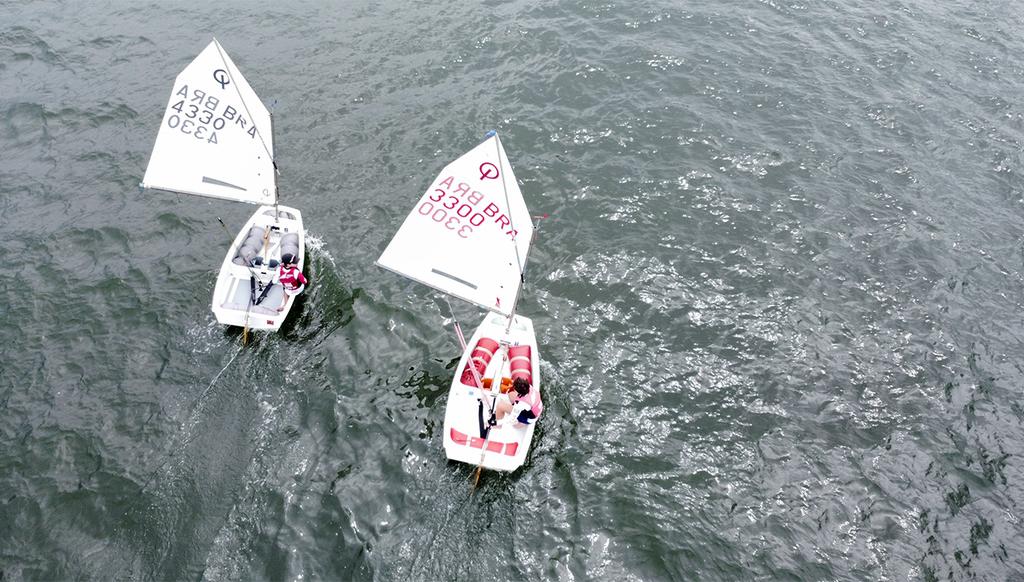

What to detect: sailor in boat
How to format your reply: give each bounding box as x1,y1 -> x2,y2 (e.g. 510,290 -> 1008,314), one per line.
277,253 -> 307,312
495,377 -> 543,427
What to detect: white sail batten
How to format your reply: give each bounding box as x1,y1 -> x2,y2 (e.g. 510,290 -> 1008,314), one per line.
142,39 -> 275,205
377,134 -> 533,317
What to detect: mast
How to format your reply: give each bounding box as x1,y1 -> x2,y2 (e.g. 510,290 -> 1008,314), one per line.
504,226 -> 537,332
375,131 -> 533,318
490,131 -> 528,333
271,110 -> 280,223
212,37 -> 277,212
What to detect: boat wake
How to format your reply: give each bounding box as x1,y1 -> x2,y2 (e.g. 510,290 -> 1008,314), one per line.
304,232 -> 337,270
184,317 -> 227,355
183,346 -> 245,434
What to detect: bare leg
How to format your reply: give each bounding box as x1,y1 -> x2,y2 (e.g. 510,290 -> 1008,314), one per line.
278,293 -> 290,312
494,396 -> 513,420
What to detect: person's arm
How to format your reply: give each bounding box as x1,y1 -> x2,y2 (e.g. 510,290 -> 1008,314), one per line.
502,400 -> 530,425
298,270 -> 308,286
497,399 -> 524,427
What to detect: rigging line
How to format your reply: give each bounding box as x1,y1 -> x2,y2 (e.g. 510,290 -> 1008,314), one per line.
211,39 -> 276,174
471,343 -> 510,489
118,344 -> 245,516
216,217 -> 265,283
491,132 -> 536,331
504,215 -> 542,334
443,297 -> 497,418
492,133 -> 525,280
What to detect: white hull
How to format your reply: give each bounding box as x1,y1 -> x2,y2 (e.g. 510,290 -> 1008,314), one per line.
443,313 -> 541,472
211,205 -> 305,331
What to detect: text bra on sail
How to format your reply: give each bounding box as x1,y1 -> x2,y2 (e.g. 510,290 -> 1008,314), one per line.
141,38 -> 276,206
376,133 -> 533,317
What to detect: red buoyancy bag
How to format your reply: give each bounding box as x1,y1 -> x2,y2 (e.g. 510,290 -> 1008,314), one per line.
508,345 -> 531,385
508,344 -> 542,417
460,338 -> 499,387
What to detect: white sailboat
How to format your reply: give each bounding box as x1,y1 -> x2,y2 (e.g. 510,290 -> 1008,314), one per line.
378,131 -> 542,472
141,39 -> 305,332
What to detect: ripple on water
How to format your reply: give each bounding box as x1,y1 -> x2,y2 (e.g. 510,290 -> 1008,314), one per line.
4,0 -> 1024,579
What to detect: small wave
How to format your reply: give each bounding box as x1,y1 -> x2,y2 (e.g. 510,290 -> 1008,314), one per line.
184,317 -> 228,355
0,26 -> 68,69
305,232 -> 337,270
201,381 -> 287,581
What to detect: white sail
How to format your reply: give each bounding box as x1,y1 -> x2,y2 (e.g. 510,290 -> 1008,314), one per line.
142,39 -> 275,205
377,133 -> 533,317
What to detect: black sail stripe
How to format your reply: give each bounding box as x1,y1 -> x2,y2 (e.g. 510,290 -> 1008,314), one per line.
431,268 -> 478,290
202,176 -> 247,191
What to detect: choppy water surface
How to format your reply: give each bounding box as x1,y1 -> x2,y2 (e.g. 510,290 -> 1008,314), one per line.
3,0 -> 1024,580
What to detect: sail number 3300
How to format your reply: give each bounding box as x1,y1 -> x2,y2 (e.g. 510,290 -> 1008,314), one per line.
416,176 -> 518,240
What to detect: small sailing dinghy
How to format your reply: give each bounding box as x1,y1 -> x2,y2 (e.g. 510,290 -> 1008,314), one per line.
378,132 -> 541,472
141,39 -> 305,332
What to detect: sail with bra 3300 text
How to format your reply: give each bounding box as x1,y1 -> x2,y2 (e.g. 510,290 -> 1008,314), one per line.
376,133 -> 533,316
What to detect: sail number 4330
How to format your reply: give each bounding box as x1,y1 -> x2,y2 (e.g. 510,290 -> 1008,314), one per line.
166,111 -> 220,144
164,93 -> 259,146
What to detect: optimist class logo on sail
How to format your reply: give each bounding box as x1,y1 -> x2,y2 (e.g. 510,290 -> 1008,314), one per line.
416,171 -> 519,240
162,72 -> 260,146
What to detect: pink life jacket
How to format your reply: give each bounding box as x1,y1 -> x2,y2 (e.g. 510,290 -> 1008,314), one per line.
279,264 -> 306,290
513,386 -> 543,418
